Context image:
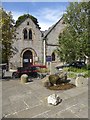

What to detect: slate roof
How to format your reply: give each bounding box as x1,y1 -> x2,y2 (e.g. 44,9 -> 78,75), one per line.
43,16 -> 63,38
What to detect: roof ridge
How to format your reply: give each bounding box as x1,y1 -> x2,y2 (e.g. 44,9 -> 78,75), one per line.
44,16 -> 63,38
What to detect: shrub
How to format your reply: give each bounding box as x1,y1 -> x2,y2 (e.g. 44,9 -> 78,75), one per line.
63,67 -> 69,72
68,67 -> 88,73
58,72 -> 67,81
68,67 -> 77,72
55,72 -> 67,84
38,68 -> 50,73
84,70 -> 90,78
87,64 -> 90,70
49,74 -> 60,86
67,72 -> 77,79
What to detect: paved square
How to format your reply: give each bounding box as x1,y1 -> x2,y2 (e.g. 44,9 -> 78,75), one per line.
1,78 -> 88,118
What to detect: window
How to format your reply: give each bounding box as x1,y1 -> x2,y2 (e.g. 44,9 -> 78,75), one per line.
27,22 -> 29,25
52,52 -> 55,61
23,29 -> 27,39
29,29 -> 32,39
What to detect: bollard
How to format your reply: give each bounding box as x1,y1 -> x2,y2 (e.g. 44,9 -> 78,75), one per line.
21,74 -> 28,83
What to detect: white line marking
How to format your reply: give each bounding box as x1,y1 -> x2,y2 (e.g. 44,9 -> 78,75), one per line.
58,103 -> 78,114
23,100 -> 29,108
32,110 -> 51,118
69,109 -> 80,118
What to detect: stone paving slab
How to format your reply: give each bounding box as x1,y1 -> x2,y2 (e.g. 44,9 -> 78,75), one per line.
2,103 -> 15,117
10,100 -> 28,113
17,104 -> 50,118
6,114 -> 18,118
1,78 -> 88,118
23,94 -> 42,108
69,103 -> 86,114
75,107 -> 88,118
31,91 -> 88,118
56,109 -> 79,118
61,86 -> 88,98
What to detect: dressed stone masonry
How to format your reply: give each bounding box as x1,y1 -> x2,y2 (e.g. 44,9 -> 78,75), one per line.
9,16 -> 65,70
21,74 -> 28,83
75,76 -> 88,87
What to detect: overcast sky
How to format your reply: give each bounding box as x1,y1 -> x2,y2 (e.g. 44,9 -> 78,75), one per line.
2,2 -> 69,31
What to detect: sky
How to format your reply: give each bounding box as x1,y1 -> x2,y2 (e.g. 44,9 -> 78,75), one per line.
2,2 -> 69,31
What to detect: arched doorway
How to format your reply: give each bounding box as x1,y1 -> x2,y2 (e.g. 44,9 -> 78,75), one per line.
52,52 -> 55,61
23,50 -> 33,67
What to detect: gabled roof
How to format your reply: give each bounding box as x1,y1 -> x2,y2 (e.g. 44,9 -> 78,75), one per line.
43,16 -> 63,39
15,14 -> 41,29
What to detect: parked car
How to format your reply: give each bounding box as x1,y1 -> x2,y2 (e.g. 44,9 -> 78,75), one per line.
12,64 -> 47,78
56,61 -> 86,70
0,63 -> 7,78
69,61 -> 86,68
30,64 -> 46,68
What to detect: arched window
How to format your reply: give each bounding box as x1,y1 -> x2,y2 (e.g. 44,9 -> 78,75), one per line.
29,29 -> 32,40
23,29 -> 27,39
52,52 -> 55,61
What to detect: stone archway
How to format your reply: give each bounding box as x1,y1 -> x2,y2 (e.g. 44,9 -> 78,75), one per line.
23,50 -> 33,67
20,48 -> 37,67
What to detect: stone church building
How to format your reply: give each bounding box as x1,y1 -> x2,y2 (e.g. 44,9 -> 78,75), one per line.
9,16 -> 65,69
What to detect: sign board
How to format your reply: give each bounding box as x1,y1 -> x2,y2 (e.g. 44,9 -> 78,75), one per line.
23,59 -> 28,63
46,56 -> 52,62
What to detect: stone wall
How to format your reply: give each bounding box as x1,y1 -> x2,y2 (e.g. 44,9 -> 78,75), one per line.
9,17 -> 65,70
46,19 -> 65,61
9,18 -> 43,69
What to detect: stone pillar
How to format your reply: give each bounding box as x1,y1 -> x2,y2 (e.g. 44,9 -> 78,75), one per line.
20,57 -> 23,67
43,39 -> 46,65
33,51 -> 35,64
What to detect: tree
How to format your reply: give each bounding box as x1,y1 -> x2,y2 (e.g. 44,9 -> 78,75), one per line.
15,14 -> 41,29
57,2 -> 90,63
0,8 -> 15,64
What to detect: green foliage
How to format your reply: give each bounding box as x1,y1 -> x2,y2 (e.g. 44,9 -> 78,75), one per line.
15,14 -> 41,29
57,2 -> 90,63
63,67 -> 69,72
68,67 -> 87,73
58,72 -> 67,81
0,8 -> 15,63
49,74 -> 60,86
87,64 -> 90,70
84,70 -> 90,78
67,72 -> 77,79
63,66 -> 90,78
38,68 -> 50,73
63,65 -> 90,78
